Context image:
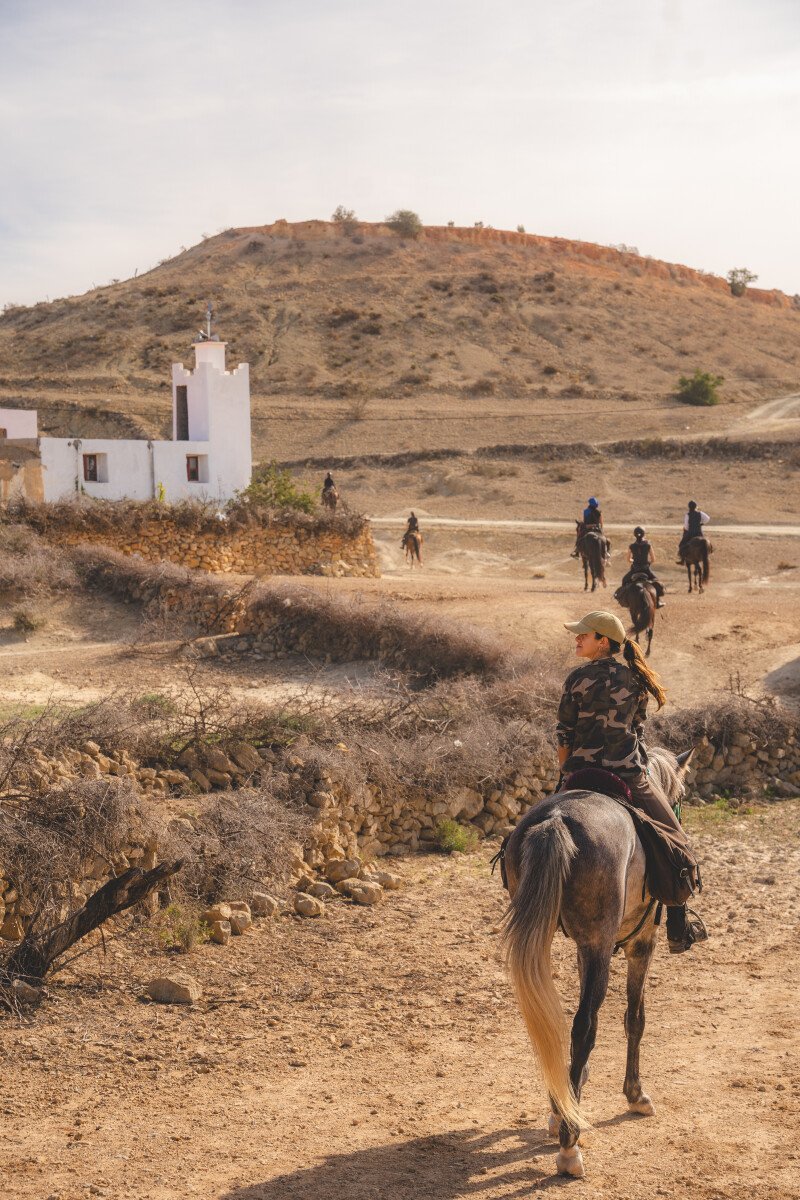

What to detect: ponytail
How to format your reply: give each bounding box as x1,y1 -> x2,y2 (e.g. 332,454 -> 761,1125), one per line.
622,638 -> 667,709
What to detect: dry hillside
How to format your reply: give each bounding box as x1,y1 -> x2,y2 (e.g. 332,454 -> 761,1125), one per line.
1,220 -> 798,459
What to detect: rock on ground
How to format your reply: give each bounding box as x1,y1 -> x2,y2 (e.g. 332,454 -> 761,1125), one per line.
145,974 -> 202,1005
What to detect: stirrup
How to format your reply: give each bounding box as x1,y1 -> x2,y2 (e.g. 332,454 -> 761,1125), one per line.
668,909 -> 708,954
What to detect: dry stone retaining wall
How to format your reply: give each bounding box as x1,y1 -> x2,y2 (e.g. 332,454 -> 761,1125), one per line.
3,722 -> 798,942
52,517 -> 380,579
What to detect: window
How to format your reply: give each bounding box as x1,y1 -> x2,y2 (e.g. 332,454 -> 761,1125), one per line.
175,386 -> 189,440
0,429 -> 7,439
82,452 -> 108,483
186,453 -> 208,483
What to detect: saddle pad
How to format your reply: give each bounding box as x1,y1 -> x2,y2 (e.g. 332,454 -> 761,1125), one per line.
561,767 -> 632,805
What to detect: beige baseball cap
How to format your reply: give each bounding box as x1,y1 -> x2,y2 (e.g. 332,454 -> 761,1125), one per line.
564,610 -> 627,643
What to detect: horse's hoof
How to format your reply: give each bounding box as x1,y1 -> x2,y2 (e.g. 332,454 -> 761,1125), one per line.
547,1113 -> 561,1138
556,1146 -> 585,1178
628,1095 -> 656,1116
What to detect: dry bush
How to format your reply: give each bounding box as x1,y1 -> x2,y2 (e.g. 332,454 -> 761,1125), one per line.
0,525 -> 77,599
177,786 -> 310,903
70,544 -> 241,638
243,584 -> 514,684
6,494 -> 369,540
0,777 -> 161,933
651,692 -> 796,752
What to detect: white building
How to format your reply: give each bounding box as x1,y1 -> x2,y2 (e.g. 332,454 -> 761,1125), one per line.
0,336 -> 252,504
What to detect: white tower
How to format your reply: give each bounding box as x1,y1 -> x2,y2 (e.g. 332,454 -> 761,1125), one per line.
169,304 -> 252,500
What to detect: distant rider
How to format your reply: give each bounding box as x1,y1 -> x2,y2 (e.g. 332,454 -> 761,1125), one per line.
401,511 -> 420,549
618,527 -> 666,607
676,501 -> 709,565
322,471 -> 336,496
572,497 -> 609,561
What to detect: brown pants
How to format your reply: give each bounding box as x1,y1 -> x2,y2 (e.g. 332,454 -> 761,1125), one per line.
621,770 -> 699,904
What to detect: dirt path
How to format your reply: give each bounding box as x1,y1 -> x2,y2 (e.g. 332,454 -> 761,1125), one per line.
2,802 -> 798,1200
370,517 -> 800,537
733,392 -> 800,434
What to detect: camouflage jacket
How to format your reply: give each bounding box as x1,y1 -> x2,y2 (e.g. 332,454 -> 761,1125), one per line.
556,657 -> 649,777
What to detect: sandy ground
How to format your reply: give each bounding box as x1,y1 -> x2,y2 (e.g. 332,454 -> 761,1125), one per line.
2,801 -> 798,1200
0,521 -> 798,714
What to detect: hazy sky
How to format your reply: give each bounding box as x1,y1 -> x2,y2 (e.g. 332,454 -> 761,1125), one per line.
2,0 -> 799,306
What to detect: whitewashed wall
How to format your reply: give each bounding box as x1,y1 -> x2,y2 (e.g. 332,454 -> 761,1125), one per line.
7,340 -> 253,505
171,344 -> 251,500
41,439 -> 153,501
0,408 -> 38,439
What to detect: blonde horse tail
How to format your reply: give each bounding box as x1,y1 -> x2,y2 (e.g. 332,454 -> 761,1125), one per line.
501,816 -> 584,1130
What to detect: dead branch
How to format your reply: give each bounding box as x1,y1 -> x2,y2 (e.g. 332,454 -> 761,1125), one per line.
2,859 -> 184,987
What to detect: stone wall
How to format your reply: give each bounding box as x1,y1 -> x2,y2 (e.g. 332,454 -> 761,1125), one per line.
51,516 -> 380,579
3,719 -> 798,942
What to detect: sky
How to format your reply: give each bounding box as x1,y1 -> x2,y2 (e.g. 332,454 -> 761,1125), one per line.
1,0 -> 799,307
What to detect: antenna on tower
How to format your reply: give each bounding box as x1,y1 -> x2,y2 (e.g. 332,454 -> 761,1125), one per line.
197,300 -> 219,341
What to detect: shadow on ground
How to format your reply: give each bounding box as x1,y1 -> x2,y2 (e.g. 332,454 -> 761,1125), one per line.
219,1126 -> 571,1200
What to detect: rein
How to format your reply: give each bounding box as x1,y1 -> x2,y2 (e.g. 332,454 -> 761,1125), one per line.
613,897 -> 659,955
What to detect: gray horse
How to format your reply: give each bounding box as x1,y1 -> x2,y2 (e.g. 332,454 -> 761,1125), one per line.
500,747 -> 694,1179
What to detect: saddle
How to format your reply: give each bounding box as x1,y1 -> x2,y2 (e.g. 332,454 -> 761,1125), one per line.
562,767 -> 631,804
560,768 -> 698,906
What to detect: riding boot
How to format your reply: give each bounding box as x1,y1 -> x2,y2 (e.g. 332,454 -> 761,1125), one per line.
666,904 -> 708,954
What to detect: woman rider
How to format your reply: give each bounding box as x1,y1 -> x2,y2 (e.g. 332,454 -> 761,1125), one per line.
618,526 -> 665,607
556,610 -> 707,953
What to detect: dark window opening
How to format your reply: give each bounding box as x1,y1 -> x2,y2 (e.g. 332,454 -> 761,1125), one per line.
83,454 -> 98,482
176,386 -> 189,441
186,455 -> 200,482
0,429 -> 7,439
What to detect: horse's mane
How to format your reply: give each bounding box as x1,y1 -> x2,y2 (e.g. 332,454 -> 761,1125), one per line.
646,748 -> 684,807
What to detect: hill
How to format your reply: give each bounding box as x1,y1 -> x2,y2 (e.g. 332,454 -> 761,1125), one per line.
1,220 -> 798,458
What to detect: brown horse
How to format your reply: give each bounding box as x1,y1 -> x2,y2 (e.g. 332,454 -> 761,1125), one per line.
575,522 -> 609,592
403,530 -> 423,567
321,485 -> 339,513
684,537 -> 711,593
615,574 -> 657,656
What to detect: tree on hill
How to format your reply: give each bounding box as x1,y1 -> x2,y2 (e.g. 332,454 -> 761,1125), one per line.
727,267 -> 758,297
386,210 -> 422,239
676,369 -> 724,406
331,206 -> 358,235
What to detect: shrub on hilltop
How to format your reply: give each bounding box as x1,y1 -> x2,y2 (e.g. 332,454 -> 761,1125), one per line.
331,205 -> 359,236
386,209 -> 423,239
726,267 -> 758,297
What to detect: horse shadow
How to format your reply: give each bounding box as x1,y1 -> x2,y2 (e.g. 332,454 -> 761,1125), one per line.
219,1125 -> 573,1200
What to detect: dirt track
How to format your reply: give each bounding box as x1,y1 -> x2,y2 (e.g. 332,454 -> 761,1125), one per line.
2,802 -> 799,1200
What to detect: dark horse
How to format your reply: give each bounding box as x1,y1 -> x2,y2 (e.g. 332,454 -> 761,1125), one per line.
403,530 -> 423,567
615,574 -> 657,656
575,522 -> 609,592
684,536 -> 711,594
501,748 -> 694,1179
321,485 -> 339,513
